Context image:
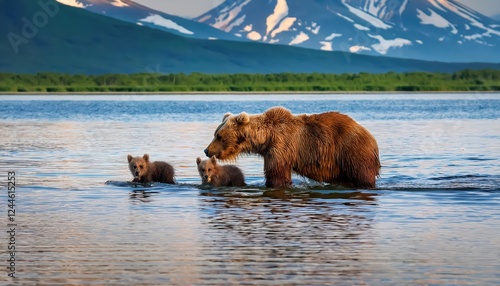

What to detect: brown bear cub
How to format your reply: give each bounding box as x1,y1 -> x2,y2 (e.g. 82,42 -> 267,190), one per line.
204,106 -> 380,189
196,156 -> 245,187
127,154 -> 175,184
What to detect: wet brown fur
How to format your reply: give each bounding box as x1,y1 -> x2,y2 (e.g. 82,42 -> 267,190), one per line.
196,156 -> 245,187
205,106 -> 380,189
127,154 -> 175,184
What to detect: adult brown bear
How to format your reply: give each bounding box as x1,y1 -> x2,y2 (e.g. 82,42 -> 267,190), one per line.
204,106 -> 380,189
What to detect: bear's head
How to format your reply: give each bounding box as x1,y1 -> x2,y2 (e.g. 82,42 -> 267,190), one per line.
205,107 -> 292,161
204,112 -> 253,161
196,155 -> 218,183
127,154 -> 150,180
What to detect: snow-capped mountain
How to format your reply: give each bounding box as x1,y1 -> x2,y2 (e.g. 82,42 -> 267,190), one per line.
196,0 -> 500,62
55,0 -> 244,41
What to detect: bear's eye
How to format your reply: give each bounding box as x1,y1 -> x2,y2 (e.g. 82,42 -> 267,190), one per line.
208,168 -> 211,172
216,134 -> 222,140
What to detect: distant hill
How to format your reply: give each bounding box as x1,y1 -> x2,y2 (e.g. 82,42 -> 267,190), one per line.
196,0 -> 500,63
492,14 -> 500,21
1,0 -> 499,74
55,0 -> 244,41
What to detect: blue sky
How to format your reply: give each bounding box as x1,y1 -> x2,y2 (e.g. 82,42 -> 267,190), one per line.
133,0 -> 500,18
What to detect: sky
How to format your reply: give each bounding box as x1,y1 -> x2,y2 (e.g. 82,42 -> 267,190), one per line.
133,0 -> 500,18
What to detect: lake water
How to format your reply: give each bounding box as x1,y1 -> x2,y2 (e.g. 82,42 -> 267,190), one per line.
0,93 -> 499,285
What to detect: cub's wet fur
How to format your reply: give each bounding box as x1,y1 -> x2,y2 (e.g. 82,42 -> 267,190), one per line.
196,156 -> 245,187
127,154 -> 175,184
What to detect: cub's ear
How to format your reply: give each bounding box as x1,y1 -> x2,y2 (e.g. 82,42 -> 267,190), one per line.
143,154 -> 150,162
210,155 -> 217,165
127,154 -> 133,163
235,112 -> 250,125
196,157 -> 202,165
222,113 -> 232,122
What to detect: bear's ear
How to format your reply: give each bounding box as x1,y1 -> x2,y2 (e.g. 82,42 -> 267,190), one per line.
127,154 -> 133,163
222,113 -> 232,122
143,154 -> 150,162
235,112 -> 250,125
210,155 -> 217,165
196,157 -> 202,165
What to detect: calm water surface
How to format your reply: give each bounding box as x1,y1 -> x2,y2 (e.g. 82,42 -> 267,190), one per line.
0,93 -> 499,285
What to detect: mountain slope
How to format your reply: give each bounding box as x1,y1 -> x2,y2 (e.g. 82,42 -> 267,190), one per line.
196,0 -> 500,63
1,0 -> 499,74
55,0 -> 243,41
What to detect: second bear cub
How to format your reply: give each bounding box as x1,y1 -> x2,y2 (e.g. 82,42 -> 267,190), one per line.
196,156 -> 245,187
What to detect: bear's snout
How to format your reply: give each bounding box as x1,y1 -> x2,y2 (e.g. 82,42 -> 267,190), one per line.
204,148 -> 209,156
204,175 -> 208,180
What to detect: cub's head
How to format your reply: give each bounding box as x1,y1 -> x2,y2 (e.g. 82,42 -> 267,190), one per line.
127,154 -> 150,180
204,112 -> 251,161
196,156 -> 218,184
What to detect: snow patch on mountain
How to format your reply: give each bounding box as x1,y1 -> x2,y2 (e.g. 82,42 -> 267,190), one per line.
247,31 -> 262,40
111,0 -> 128,7
350,45 -> 371,53
140,14 -> 194,35
320,41 -> 333,51
417,8 -> 458,34
427,0 -> 447,13
464,34 -> 483,41
436,0 -> 478,20
336,13 -> 354,23
227,15 -> 246,32
290,32 -> 309,45
369,35 -> 411,54
354,23 -> 370,31
56,0 -> 86,8
399,0 -> 408,16
270,17 -> 296,38
214,0 -> 251,31
306,22 -> 320,34
417,8 -> 448,28
363,0 -> 386,17
342,1 -> 391,29
266,0 -> 289,35
325,33 -> 342,41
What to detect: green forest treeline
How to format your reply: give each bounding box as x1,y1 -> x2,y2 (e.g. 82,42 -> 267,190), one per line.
1,69 -> 499,92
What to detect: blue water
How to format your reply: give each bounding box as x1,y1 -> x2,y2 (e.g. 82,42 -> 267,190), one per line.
0,93 -> 499,285
1,94 -> 498,122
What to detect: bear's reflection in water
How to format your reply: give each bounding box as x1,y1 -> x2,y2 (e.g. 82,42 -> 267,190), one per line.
129,189 -> 160,203
197,189 -> 377,282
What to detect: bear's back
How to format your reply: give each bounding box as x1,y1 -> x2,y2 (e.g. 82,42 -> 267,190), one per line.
151,161 -> 175,184
294,111 -> 380,188
220,165 -> 245,187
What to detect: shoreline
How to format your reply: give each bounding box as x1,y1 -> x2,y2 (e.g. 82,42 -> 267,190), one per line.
1,90 -> 499,96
